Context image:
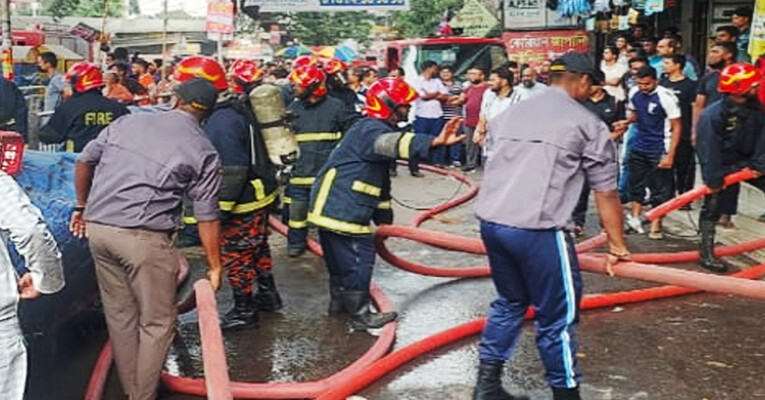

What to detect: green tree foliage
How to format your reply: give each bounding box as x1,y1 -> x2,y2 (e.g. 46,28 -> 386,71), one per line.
277,12 -> 374,46
392,0 -> 464,38
42,0 -> 124,20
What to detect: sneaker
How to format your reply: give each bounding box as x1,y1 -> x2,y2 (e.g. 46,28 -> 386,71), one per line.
410,171 -> 424,178
452,161 -> 462,168
626,214 -> 645,234
460,164 -> 476,172
648,230 -> 664,240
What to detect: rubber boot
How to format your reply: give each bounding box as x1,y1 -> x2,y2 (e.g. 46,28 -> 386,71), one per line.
220,293 -> 258,331
253,271 -> 283,312
342,291 -> 397,330
699,220 -> 728,273
472,360 -> 529,400
552,387 -> 581,400
328,276 -> 345,314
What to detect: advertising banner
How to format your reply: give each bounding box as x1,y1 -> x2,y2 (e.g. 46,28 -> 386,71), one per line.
246,0 -> 409,12
502,30 -> 589,65
751,0 -> 765,59
206,0 -> 235,36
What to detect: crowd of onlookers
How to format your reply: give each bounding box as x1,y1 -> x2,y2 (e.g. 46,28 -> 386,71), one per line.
396,5 -> 764,239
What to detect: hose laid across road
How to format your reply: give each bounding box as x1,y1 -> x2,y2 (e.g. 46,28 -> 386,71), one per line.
84,166 -> 765,400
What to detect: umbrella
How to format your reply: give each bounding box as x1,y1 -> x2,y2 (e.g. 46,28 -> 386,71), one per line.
275,45 -> 312,58
314,45 -> 357,62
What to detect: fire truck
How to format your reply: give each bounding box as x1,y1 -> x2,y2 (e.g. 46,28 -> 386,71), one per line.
382,36 -> 508,78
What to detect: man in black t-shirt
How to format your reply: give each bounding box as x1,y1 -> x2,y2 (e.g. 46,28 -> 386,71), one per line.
660,54 -> 698,195
693,43 -> 737,143
40,62 -> 129,152
570,70 -> 626,236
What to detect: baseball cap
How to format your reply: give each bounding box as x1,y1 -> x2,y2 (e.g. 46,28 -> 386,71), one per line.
550,53 -> 597,79
173,77 -> 218,111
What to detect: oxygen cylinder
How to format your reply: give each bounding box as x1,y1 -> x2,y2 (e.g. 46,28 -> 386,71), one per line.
249,83 -> 299,166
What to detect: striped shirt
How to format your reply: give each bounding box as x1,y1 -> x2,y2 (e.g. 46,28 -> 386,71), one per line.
441,80 -> 463,119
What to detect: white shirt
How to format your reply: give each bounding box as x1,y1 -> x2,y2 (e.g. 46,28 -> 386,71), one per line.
601,60 -> 629,101
480,89 -> 523,159
0,172 -> 64,322
410,75 -> 448,119
511,82 -> 548,103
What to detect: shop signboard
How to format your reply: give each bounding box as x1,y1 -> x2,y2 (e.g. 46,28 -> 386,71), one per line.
450,0 -> 499,37
206,0 -> 235,40
504,0 -> 577,29
501,29 -> 589,65
245,0 -> 409,12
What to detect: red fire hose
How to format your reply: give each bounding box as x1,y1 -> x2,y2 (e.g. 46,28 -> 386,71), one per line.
194,279 -> 233,400
645,169 -> 756,221
84,167 -> 765,400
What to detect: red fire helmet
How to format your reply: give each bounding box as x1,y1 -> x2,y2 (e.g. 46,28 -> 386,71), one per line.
291,55 -> 318,70
289,65 -> 327,97
229,59 -> 265,93
323,58 -> 348,76
719,63 -> 762,95
364,77 -> 419,120
173,56 -> 228,91
65,62 -> 104,93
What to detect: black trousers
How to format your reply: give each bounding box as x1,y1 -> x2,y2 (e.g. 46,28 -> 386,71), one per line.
701,176 -> 765,222
673,139 -> 696,195
626,150 -> 674,206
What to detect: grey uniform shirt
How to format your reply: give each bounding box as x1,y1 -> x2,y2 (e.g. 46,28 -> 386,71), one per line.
476,87 -> 618,230
79,110 -> 221,231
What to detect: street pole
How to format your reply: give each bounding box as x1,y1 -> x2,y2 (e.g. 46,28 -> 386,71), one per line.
161,0 -> 168,81
1,0 -> 13,81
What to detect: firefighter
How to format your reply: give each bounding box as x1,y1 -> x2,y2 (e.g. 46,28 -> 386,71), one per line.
40,62 -> 129,152
174,57 -> 283,330
307,78 -> 463,330
696,62 -> 765,273
285,65 -> 359,257
0,77 -> 28,140
324,58 -> 358,110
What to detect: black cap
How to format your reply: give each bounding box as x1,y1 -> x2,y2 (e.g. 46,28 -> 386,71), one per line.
173,78 -> 218,111
550,53 -> 597,79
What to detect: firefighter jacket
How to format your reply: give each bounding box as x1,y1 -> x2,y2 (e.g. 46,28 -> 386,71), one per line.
287,95 -> 359,187
0,78 -> 28,138
189,96 -> 278,223
696,96 -> 765,189
307,117 -> 433,235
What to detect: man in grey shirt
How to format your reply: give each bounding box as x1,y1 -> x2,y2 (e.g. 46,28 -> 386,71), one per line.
38,52 -> 68,113
71,78 -> 223,400
472,53 -> 630,400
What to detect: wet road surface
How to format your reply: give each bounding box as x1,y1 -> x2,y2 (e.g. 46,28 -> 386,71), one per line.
29,170 -> 765,400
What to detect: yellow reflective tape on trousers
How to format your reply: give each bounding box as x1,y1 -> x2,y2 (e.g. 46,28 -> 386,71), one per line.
295,132 -> 342,142
351,180 -> 381,197
66,140 -> 75,153
398,133 -> 415,160
288,220 -> 308,229
377,201 -> 391,209
290,177 -> 316,186
308,168 -> 373,235
283,196 -> 292,205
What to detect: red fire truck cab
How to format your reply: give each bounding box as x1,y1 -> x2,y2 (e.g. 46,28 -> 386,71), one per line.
383,37 -> 508,78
